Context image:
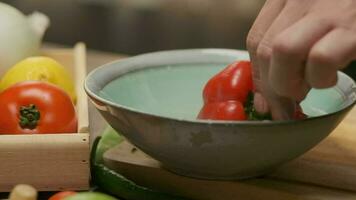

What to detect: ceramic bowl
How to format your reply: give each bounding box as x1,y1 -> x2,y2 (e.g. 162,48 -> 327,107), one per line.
85,49 -> 356,180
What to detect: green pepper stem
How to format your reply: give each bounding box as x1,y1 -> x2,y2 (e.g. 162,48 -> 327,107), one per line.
19,104 -> 40,129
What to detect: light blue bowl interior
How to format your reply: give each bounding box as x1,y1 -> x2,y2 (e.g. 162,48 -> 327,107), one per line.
98,62 -> 355,121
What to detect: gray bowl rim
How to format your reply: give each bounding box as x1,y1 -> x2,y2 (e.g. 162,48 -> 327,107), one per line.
85,48 -> 356,126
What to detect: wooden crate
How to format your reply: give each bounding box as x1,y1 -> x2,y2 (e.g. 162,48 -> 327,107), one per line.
0,43 -> 90,192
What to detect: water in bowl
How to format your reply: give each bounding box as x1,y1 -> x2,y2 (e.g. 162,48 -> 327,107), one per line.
99,64 -> 346,120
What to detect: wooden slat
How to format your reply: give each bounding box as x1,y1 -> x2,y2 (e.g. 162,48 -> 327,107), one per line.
0,134 -> 89,192
73,43 -> 89,133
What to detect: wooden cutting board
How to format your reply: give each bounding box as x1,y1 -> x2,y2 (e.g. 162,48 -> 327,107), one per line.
103,107 -> 356,200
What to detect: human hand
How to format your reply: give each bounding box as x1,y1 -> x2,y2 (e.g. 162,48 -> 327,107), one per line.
247,0 -> 356,120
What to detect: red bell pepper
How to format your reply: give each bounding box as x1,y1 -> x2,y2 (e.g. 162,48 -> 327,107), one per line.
198,61 -> 253,120
202,61 -> 253,104
294,104 -> 307,120
198,100 -> 247,120
198,60 -> 306,121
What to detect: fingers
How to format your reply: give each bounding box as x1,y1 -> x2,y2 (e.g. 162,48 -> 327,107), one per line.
269,14 -> 334,101
254,0 -> 308,119
247,0 -> 286,92
253,92 -> 269,114
247,0 -> 287,56
257,0 -> 309,91
270,96 -> 296,120
246,0 -> 291,118
257,0 -> 310,61
306,28 -> 356,88
247,0 -> 356,120
253,91 -> 295,120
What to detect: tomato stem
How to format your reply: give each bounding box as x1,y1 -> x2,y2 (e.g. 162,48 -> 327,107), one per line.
19,104 -> 40,129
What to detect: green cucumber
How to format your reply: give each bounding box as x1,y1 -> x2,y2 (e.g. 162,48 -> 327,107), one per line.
91,126 -> 187,200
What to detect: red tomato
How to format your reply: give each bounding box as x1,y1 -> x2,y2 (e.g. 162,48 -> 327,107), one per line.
294,104 -> 307,120
49,191 -> 77,200
0,81 -> 77,134
203,61 -> 253,104
198,101 -> 246,120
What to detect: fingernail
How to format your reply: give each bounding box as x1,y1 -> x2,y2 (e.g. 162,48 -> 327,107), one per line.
254,92 -> 270,114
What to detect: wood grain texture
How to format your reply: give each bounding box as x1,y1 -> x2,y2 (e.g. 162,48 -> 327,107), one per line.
0,44 -> 90,192
74,43 -> 89,133
0,134 -> 89,192
103,107 -> 356,199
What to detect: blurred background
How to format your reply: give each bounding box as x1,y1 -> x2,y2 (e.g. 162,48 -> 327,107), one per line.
2,0 -> 355,78
2,0 -> 265,55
